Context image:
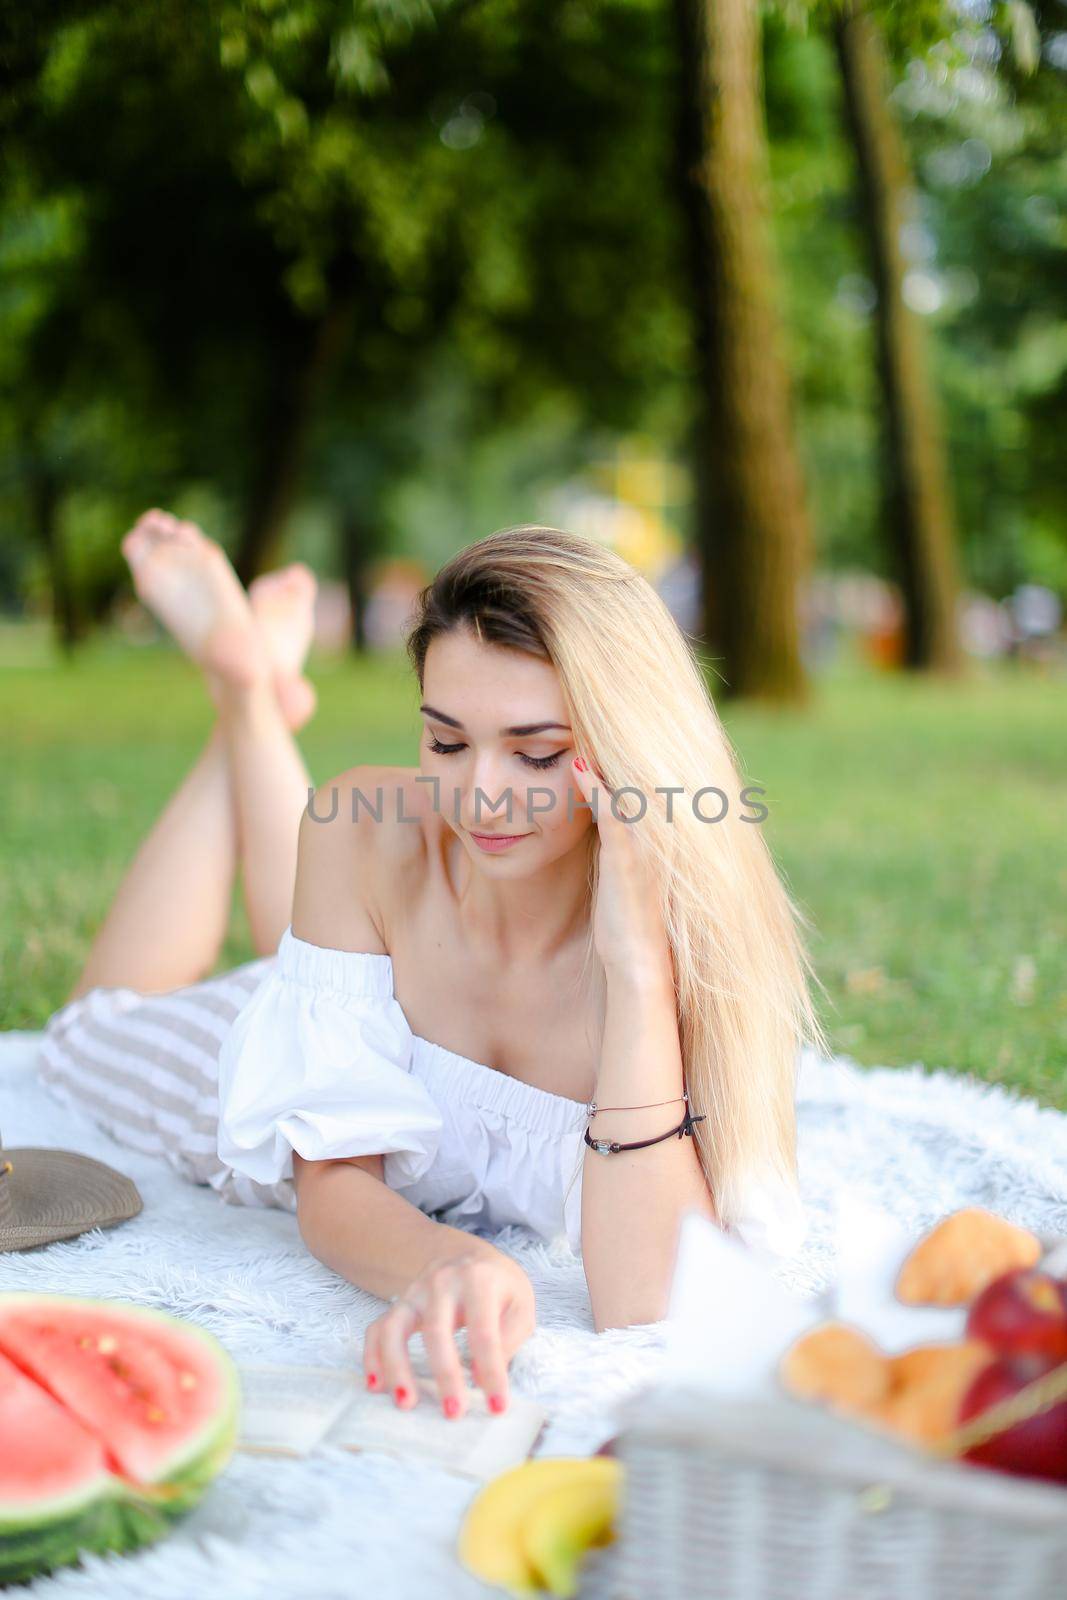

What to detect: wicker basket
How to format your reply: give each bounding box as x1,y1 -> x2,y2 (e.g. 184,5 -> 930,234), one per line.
578,1383 -> 1067,1600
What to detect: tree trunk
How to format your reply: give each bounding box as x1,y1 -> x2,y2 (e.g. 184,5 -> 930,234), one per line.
832,1 -> 965,674
25,449 -> 83,654
233,295 -> 353,584
671,0 -> 813,703
340,508 -> 370,653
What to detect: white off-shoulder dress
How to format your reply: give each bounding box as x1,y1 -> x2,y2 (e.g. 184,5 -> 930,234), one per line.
37,922 -> 809,1259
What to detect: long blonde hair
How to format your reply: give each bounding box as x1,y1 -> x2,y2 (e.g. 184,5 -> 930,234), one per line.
405,525 -> 829,1236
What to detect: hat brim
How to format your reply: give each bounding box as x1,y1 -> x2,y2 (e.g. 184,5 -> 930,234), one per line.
0,1148 -> 143,1253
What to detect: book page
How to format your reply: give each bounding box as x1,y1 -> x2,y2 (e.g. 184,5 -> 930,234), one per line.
237,1363 -> 359,1456
236,1362 -> 546,1479
324,1374 -> 547,1481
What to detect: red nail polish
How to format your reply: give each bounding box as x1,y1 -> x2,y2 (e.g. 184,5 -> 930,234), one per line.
366,1372 -> 379,1390
489,1394 -> 506,1414
443,1395 -> 460,1419
573,757 -> 586,772
395,1385 -> 410,1404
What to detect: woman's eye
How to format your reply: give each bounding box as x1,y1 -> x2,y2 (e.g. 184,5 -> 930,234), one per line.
427,737 -> 564,772
518,751 -> 565,770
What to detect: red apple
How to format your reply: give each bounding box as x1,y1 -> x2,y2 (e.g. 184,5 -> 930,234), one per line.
965,1269 -> 1067,1361
958,1353 -> 1067,1483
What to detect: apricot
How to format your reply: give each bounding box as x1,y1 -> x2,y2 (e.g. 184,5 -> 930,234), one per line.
865,1341 -> 991,1446
778,1321 -> 890,1414
958,1353 -> 1067,1484
895,1208 -> 1042,1307
890,1339 -> 991,1395
965,1269 -> 1067,1361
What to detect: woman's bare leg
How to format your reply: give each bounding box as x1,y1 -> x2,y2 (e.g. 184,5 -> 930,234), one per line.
228,563 -> 319,952
65,511 -> 317,1002
67,725 -> 239,1001
212,674 -> 313,960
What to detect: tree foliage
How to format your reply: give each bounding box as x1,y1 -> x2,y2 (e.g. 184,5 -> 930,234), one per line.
0,0 -> 1063,632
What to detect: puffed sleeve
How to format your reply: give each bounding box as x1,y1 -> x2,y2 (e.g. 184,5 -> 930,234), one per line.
562,1138 -> 585,1256
216,924 -> 443,1188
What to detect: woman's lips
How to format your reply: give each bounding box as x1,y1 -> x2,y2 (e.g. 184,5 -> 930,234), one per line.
469,831 -> 529,853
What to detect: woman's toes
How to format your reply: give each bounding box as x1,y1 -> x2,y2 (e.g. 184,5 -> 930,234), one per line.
132,508 -> 174,534
171,518 -> 205,548
119,509 -> 267,687
121,531 -> 148,568
134,508 -> 180,540
122,510 -> 201,568
282,561 -> 317,595
122,514 -> 168,567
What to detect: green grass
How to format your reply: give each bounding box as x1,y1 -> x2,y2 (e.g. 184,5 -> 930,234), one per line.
2,625 -> 1064,1107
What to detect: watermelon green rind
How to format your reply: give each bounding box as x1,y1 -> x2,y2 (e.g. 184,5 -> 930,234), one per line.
30,1396 -> 239,1579
0,1292 -> 241,1484
0,1293 -> 241,1587
0,1512 -> 104,1572
0,1442 -> 236,1589
0,1424 -> 236,1583
0,1487 -> 177,1587
0,1502 -> 121,1586
0,1447 -> 236,1587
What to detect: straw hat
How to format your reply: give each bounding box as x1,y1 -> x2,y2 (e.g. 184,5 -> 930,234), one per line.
0,1132 -> 142,1252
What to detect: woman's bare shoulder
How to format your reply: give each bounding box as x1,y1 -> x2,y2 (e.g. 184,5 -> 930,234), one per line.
305,764 -> 428,838
292,765 -> 428,954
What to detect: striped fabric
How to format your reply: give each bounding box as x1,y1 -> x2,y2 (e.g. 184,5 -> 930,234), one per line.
37,956 -> 298,1213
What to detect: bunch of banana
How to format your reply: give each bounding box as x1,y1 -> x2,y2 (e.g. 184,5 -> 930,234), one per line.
457,1454 -> 623,1598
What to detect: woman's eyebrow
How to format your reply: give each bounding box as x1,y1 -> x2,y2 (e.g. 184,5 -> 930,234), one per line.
420,704 -> 571,736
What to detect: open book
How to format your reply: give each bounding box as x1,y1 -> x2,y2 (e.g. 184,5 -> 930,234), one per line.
236,1362 -> 547,1481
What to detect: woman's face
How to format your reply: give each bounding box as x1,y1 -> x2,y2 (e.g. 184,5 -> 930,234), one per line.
419,627 -> 594,874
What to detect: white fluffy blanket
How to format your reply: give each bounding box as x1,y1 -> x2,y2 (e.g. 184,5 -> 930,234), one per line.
5,1029 -> 1067,1598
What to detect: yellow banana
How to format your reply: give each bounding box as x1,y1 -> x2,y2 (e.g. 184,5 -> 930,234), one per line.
519,1461 -> 622,1598
457,1456 -> 622,1597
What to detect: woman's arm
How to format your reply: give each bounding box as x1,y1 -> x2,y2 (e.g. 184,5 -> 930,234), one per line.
293,1151 -> 497,1301
570,758 -> 717,1331
579,959 -> 715,1330
293,1153 -> 533,1415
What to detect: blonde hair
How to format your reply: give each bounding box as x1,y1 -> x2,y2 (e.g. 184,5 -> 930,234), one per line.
406,526 -> 829,1236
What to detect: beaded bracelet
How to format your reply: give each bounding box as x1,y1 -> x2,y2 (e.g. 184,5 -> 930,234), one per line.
585,1092 -> 686,1119
584,1095 -> 706,1156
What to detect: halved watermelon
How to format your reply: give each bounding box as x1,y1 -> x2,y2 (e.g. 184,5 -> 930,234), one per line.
0,1293 -> 240,1585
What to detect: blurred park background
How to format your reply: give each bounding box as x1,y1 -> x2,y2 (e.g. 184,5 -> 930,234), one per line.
1,1 -> 1064,1096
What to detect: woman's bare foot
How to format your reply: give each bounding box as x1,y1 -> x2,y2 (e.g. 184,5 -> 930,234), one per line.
248,565 -> 319,732
121,510 -> 269,690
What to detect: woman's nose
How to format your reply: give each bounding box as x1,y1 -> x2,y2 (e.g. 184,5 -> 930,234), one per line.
465,756 -> 520,827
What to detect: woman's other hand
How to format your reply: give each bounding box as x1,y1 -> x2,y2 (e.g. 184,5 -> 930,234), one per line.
571,754 -> 673,984
361,1248 -> 536,1419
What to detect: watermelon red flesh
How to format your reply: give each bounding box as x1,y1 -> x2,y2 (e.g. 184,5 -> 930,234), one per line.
0,1351 -> 112,1526
0,1295 -> 233,1485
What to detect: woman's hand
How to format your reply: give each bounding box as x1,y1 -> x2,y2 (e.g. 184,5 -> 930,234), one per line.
361,1247 -> 536,1419
571,755 -> 673,984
